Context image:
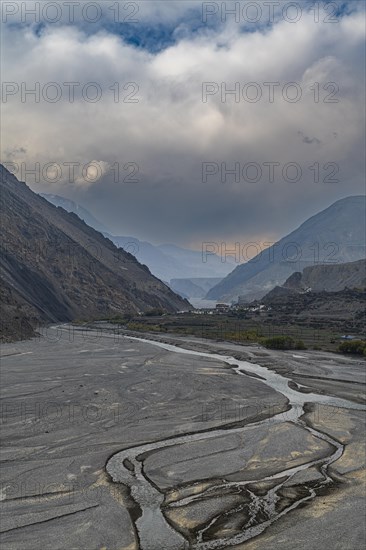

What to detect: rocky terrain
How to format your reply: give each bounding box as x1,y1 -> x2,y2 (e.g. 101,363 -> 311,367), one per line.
258,260 -> 366,335
261,288 -> 365,333
0,166 -> 190,341
207,196 -> 366,303
283,259 -> 366,292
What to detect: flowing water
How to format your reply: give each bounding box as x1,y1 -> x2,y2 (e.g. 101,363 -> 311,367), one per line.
106,335 -> 365,550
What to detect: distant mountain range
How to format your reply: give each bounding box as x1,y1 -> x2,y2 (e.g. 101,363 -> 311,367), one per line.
39,193 -> 110,234
1,166 -> 190,341
169,277 -> 223,299
40,193 -> 235,282
207,196 -> 366,303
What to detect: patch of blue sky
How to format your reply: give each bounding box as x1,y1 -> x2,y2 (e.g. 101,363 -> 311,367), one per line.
3,0 -> 363,52
98,6 -> 221,53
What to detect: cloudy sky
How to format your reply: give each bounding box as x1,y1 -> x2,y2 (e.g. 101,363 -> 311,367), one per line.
1,0 -> 365,249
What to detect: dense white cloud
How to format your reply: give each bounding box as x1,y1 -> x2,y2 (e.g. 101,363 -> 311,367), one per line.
1,1 -> 365,245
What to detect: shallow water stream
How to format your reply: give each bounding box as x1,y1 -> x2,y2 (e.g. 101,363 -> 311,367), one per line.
106,335 -> 365,550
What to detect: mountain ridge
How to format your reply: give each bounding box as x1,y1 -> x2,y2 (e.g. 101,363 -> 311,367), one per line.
40,193 -> 235,281
207,195 -> 366,302
0,165 -> 190,341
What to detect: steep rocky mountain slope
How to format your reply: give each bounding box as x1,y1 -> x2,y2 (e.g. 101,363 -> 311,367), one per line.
0,166 -> 190,341
39,193 -> 110,234
40,194 -> 235,281
207,196 -> 366,303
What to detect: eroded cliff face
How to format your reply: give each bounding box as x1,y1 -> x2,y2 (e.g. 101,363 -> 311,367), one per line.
283,259 -> 366,292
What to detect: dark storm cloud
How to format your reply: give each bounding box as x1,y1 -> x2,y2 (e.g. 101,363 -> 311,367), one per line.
1,1 -> 365,247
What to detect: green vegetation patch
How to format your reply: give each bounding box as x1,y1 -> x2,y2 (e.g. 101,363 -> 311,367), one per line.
338,340 -> 366,356
260,336 -> 306,350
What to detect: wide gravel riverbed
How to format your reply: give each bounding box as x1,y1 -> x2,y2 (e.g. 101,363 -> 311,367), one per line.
1,325 -> 365,549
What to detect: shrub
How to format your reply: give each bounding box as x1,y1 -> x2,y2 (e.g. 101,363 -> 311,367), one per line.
295,340 -> 307,350
260,336 -> 306,350
126,322 -> 146,331
338,340 -> 366,355
144,308 -> 164,317
262,336 -> 291,350
109,314 -> 133,324
246,330 -> 260,340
